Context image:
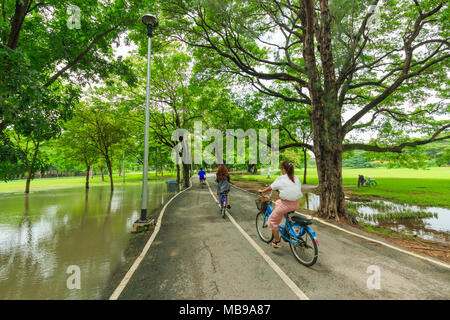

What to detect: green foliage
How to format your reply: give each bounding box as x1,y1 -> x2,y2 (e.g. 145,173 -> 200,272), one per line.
57,110 -> 100,172
7,130 -> 49,182
343,150 -> 374,168
365,146 -> 434,169
0,0 -> 145,181
0,132 -> 26,181
436,149 -> 450,166
281,149 -> 304,167
157,0 -> 449,163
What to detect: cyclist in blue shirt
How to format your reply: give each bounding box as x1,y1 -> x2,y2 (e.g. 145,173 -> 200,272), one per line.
198,168 -> 206,185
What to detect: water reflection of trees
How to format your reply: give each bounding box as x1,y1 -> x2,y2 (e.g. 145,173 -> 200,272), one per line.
0,183 -> 171,299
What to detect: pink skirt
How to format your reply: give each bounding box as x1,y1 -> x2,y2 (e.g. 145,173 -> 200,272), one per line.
268,199 -> 300,231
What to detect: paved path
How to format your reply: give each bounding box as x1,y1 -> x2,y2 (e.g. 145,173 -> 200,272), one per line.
117,175 -> 450,300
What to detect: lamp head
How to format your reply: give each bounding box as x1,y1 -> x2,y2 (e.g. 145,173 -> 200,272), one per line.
142,14 -> 159,29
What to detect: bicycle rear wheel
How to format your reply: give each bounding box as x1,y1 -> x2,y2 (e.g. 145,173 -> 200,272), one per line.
256,211 -> 273,243
221,206 -> 226,218
289,227 -> 318,267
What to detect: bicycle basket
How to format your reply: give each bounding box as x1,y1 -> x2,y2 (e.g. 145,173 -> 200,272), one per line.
255,198 -> 268,212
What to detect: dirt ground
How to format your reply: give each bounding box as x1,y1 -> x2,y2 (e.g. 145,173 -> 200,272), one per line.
232,181 -> 450,264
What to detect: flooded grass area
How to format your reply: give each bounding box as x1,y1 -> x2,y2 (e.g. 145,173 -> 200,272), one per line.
300,191 -> 449,243
231,168 -> 450,208
232,180 -> 449,244
232,179 -> 449,262
0,182 -> 175,299
345,199 -> 449,243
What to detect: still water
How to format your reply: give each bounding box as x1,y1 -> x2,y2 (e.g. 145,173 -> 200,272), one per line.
0,182 -> 172,299
349,200 -> 450,243
299,192 -> 449,243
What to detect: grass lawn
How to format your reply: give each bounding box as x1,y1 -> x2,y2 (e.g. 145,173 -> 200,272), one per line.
0,171 -> 177,194
230,167 -> 450,208
2,167 -> 449,208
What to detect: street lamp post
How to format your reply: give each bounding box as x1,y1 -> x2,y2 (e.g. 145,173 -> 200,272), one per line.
138,14 -> 158,223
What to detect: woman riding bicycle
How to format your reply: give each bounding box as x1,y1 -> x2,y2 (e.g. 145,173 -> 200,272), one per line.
258,161 -> 302,248
216,164 -> 231,209
198,167 -> 206,184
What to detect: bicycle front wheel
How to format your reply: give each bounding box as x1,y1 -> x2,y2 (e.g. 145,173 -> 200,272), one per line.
256,211 -> 273,243
289,227 -> 318,267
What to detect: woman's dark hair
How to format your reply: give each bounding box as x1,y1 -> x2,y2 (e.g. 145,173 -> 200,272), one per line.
216,164 -> 229,180
281,161 -> 295,182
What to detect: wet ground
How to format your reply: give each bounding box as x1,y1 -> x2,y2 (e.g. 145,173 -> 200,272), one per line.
116,175 -> 450,300
231,181 -> 449,243
233,180 -> 449,263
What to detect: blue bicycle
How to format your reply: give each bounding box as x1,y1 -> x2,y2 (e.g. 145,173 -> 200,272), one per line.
256,192 -> 319,267
219,191 -> 228,219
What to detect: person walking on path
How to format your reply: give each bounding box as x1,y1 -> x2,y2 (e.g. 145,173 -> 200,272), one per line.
216,164 -> 231,209
258,161 -> 303,248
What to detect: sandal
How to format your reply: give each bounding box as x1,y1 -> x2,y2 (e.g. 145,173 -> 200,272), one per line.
270,240 -> 281,248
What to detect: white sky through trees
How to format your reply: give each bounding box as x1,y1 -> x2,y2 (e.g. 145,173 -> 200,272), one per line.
111,16 -> 448,148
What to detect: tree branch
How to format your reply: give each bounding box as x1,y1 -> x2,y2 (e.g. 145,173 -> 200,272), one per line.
42,22 -> 122,88
344,124 -> 450,152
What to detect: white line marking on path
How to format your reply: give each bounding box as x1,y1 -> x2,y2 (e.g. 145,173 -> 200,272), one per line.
206,180 -> 309,300
231,183 -> 450,270
109,179 -> 193,300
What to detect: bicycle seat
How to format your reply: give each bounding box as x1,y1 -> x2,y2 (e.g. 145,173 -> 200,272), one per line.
291,215 -> 313,226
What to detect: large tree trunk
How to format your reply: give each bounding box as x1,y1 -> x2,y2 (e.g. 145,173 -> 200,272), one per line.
7,0 -> 29,50
301,0 -> 346,221
105,155 -> 114,191
160,149 -> 163,176
25,142 -> 39,194
182,163 -> 190,188
176,164 -> 180,184
312,114 -> 346,221
303,149 -> 307,184
25,169 -> 32,194
155,148 -> 158,176
100,166 -> 104,182
85,165 -> 90,189
310,89 -> 346,220
314,144 -> 345,221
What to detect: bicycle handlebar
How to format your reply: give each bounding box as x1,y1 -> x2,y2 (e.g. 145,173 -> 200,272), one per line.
259,191 -> 273,200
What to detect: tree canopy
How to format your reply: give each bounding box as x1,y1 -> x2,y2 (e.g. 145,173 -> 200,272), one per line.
153,0 -> 449,219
